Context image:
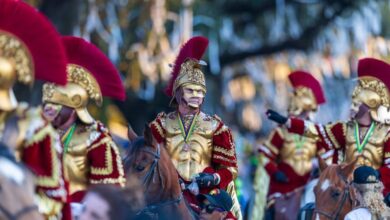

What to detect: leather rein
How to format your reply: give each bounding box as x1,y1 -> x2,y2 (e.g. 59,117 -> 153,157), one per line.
313,168 -> 354,220
135,144 -> 183,216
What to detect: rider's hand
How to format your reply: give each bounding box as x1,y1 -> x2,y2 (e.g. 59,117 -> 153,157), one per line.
385,193 -> 390,207
196,173 -> 220,188
266,110 -> 288,125
273,170 -> 289,183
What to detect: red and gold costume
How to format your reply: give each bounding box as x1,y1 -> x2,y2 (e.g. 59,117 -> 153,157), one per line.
285,58 -> 390,196
149,36 -> 241,218
42,37 -> 126,203
0,0 -> 69,218
260,71 -> 328,197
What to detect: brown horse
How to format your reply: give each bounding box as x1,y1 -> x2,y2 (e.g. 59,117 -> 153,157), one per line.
311,158 -> 358,220
0,145 -> 43,220
124,125 -> 193,220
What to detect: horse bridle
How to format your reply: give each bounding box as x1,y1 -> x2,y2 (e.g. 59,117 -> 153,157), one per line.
135,144 -> 183,216
0,203 -> 38,220
313,168 -> 354,220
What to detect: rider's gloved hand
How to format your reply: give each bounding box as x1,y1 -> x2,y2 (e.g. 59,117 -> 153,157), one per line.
273,170 -> 289,183
266,110 -> 288,125
195,173 -> 220,188
384,193 -> 390,207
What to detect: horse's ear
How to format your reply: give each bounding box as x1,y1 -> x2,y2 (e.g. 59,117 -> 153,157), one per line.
318,156 -> 328,172
341,158 -> 357,178
127,123 -> 138,141
143,123 -> 154,146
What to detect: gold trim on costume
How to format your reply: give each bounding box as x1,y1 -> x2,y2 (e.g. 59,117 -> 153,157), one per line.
25,124 -> 50,146
214,124 -> 229,136
90,177 -> 126,185
214,145 -> 236,157
90,142 -> 113,176
151,120 -> 165,138
35,129 -> 61,188
87,137 -> 111,152
213,154 -> 236,164
88,131 -> 125,187
325,124 -> 341,149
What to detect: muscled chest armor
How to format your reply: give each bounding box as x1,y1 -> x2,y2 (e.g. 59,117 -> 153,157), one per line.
345,122 -> 389,169
279,128 -> 317,176
164,112 -> 218,181
63,123 -> 101,195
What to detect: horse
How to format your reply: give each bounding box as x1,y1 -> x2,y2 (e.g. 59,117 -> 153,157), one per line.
310,158 -> 358,220
0,144 -> 43,220
123,125 -> 193,220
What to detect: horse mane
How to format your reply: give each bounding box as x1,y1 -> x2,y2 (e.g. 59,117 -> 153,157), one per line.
123,137 -> 146,171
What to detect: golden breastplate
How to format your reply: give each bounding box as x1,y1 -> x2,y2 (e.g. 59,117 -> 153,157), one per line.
63,123 -> 100,195
345,122 -> 389,169
279,128 -> 317,176
164,112 -> 217,181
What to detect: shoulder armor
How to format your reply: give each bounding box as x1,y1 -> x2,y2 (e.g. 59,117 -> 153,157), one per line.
82,121 -> 102,146
210,114 -> 230,134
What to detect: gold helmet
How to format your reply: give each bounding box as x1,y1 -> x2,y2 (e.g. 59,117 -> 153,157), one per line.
42,36 -> 125,124
287,71 -> 326,116
165,36 -> 209,105
0,0 -> 67,111
352,58 -> 390,124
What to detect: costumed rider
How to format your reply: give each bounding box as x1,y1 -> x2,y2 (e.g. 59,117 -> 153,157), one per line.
266,58 -> 390,204
259,71 -> 330,218
0,0 -> 69,218
42,37 -> 126,209
149,36 -> 241,218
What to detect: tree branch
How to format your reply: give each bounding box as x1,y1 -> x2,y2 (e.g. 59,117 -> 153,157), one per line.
219,0 -> 362,66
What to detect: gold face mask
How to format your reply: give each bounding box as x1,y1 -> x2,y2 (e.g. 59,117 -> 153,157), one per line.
288,87 -> 317,117
181,84 -> 205,109
351,77 -> 390,123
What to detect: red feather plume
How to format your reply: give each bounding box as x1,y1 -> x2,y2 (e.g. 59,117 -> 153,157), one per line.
165,36 -> 209,97
358,58 -> 390,92
288,70 -> 326,105
0,0 -> 67,85
62,36 -> 126,101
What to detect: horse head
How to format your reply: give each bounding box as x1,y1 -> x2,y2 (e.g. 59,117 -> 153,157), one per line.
124,124 -> 164,203
312,158 -> 358,220
124,124 -> 192,219
0,144 -> 43,220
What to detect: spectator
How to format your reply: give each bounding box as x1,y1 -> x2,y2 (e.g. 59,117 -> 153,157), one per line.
79,185 -> 131,220
197,189 -> 237,220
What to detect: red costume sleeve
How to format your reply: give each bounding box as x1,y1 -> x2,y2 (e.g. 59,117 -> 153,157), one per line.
22,123 -> 66,204
288,117 -> 346,152
150,112 -> 166,143
259,127 -> 284,176
379,136 -> 390,196
211,118 -> 238,189
87,123 -> 125,186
